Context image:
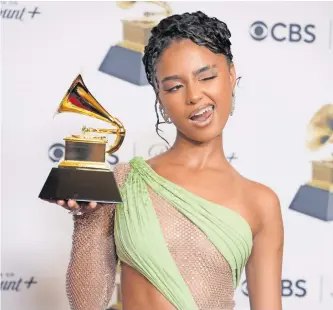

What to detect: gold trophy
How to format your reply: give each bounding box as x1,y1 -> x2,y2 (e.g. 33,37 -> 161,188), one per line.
39,74 -> 125,203
289,104 -> 333,221
99,1 -> 172,85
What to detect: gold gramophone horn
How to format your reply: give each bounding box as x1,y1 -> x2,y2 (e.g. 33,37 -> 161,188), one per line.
56,74 -> 126,154
306,104 -> 333,151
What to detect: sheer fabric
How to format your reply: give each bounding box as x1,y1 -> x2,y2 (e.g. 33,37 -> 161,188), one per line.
66,158 -> 253,310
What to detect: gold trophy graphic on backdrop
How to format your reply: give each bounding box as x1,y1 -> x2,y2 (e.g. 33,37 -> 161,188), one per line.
99,1 -> 172,86
39,74 -> 125,203
289,104 -> 333,221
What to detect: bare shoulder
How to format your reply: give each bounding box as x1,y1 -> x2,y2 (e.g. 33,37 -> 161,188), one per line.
240,176 -> 282,235
245,179 -> 280,213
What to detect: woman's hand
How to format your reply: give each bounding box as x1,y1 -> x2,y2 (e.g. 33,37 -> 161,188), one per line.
49,199 -> 101,216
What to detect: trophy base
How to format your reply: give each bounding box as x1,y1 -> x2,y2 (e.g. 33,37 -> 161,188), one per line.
289,184 -> 333,221
38,167 -> 122,204
99,45 -> 148,86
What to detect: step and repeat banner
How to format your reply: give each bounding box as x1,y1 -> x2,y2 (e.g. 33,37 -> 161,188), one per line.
2,1 -> 333,309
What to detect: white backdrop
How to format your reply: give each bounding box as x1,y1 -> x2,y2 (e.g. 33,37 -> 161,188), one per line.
1,1 -> 333,310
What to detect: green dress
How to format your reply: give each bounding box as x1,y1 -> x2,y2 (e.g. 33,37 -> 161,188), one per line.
114,156 -> 253,310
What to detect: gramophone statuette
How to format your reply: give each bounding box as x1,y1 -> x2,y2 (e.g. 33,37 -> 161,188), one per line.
98,1 -> 172,86
289,103 -> 333,221
38,74 -> 125,204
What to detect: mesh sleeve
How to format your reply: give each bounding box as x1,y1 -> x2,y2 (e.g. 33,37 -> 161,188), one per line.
65,163 -> 131,310
65,203 -> 118,310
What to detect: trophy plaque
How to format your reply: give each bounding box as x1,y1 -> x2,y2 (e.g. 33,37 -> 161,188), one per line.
289,104 -> 333,221
99,1 -> 172,86
38,74 -> 126,204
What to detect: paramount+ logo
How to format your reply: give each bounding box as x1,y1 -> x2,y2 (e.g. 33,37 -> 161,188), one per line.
249,21 -> 316,43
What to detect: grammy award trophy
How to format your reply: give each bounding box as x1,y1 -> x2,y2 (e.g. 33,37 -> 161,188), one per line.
99,1 -> 172,86
39,74 -> 126,204
289,104 -> 333,221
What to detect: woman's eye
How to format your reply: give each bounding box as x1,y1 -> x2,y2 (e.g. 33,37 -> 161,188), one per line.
165,85 -> 183,92
201,76 -> 217,81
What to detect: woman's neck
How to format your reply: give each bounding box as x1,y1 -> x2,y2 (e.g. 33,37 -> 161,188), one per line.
166,132 -> 230,171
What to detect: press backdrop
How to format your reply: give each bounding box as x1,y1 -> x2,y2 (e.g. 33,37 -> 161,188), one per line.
1,1 -> 333,310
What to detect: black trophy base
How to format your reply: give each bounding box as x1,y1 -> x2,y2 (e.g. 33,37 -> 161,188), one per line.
38,167 -> 122,204
289,184 -> 333,221
99,45 -> 148,86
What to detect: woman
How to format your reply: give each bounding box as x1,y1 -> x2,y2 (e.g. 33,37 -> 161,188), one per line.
55,11 -> 284,310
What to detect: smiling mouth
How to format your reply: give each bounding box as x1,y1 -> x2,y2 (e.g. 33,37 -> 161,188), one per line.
189,104 -> 215,123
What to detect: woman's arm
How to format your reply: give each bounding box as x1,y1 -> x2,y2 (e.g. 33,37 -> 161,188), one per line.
66,204 -> 118,310
246,188 -> 284,310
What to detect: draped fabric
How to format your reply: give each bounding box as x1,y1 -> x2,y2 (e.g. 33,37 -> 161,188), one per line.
114,157 -> 253,310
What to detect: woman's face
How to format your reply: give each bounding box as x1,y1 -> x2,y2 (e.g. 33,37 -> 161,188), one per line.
156,39 -> 236,143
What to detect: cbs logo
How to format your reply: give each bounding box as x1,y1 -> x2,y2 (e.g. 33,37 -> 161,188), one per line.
249,21 -> 315,43
241,279 -> 307,297
48,143 -> 119,165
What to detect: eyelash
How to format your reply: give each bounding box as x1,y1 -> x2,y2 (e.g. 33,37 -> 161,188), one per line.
201,76 -> 217,81
165,85 -> 182,93
164,76 -> 217,93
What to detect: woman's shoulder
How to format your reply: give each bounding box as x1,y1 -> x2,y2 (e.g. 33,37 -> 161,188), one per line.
243,178 -> 279,206
242,177 -> 281,230
233,167 -> 279,208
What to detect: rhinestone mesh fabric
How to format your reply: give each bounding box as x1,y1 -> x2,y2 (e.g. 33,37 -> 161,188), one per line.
66,163 -> 235,310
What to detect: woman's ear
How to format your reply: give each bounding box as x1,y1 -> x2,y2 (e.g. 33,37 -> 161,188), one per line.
229,63 -> 237,92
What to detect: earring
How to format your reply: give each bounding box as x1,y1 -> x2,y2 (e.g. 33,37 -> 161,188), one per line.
159,104 -> 172,124
230,93 -> 236,116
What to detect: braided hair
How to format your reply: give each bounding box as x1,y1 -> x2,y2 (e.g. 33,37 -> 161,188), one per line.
142,11 -> 234,144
